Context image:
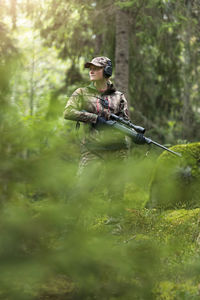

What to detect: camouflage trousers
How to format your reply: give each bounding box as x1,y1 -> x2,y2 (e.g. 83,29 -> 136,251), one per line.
76,148 -> 129,206
78,149 -> 128,176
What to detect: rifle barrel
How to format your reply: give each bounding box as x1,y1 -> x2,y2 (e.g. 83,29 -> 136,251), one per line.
146,138 -> 182,157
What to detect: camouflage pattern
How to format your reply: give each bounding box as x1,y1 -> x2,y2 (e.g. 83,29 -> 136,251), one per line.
64,81 -> 129,125
77,147 -> 128,203
64,81 -> 130,175
84,56 -> 111,68
77,147 -> 128,176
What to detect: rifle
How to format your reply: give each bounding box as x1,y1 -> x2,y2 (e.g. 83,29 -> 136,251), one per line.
104,114 -> 182,157
81,95 -> 181,157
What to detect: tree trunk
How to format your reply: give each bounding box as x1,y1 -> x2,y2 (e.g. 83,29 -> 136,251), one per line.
182,1 -> 193,140
115,2 -> 130,105
94,34 -> 103,56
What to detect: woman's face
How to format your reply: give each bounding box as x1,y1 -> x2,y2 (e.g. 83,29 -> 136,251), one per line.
89,65 -> 104,81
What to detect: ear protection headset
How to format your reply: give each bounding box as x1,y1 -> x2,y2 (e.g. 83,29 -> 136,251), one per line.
103,60 -> 112,78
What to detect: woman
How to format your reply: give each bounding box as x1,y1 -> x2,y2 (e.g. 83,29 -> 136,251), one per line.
64,56 -> 130,177
64,56 -> 131,205
64,57 -> 129,150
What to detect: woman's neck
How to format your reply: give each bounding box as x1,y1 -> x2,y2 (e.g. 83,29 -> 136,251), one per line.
94,80 -> 108,93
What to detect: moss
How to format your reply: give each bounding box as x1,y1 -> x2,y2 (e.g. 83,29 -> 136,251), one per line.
147,143 -> 200,209
154,280 -> 199,300
162,209 -> 200,225
93,208 -> 200,248
37,275 -> 75,300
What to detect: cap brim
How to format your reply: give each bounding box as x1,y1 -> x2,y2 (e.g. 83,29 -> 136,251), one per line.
84,62 -> 92,68
84,62 -> 103,68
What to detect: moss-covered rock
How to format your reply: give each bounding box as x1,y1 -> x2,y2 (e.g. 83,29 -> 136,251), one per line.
147,143 -> 200,209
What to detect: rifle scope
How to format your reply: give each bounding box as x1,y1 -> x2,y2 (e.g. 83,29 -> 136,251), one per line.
110,114 -> 145,134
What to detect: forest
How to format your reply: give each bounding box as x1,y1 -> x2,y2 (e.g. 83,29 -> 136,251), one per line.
1,0 -> 200,299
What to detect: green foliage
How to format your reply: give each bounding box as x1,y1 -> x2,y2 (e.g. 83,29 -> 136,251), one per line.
2,91 -> 200,299
1,66 -> 199,298
1,100 -> 200,299
124,182 -> 149,209
35,1 -> 95,60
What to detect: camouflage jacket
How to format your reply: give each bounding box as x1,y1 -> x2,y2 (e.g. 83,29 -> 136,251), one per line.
64,82 -> 130,151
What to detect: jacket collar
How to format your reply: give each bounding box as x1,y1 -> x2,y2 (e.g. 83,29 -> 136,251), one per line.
87,81 -> 116,95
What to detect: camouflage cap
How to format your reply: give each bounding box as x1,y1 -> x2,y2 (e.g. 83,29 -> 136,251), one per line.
84,56 -> 111,68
